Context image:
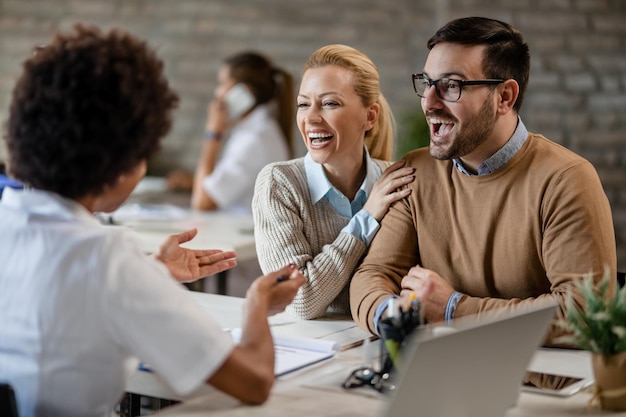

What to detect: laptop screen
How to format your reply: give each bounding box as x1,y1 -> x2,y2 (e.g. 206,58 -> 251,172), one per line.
379,302 -> 558,417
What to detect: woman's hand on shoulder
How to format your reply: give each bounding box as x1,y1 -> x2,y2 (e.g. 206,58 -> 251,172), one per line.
247,264 -> 306,316
364,159 -> 415,221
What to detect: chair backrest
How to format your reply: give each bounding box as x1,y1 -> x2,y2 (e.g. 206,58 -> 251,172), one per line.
0,383 -> 19,417
618,271 -> 625,288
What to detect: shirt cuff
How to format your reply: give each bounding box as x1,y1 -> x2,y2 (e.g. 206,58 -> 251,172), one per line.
445,291 -> 463,324
373,295 -> 400,336
340,209 -> 380,246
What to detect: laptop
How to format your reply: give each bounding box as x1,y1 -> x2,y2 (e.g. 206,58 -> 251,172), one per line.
379,301 -> 558,417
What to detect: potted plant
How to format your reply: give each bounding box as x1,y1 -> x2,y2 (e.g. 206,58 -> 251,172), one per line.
557,267 -> 626,410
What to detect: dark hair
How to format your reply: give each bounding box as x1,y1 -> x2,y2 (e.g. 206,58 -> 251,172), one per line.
427,16 -> 530,112
5,24 -> 179,199
225,51 -> 294,157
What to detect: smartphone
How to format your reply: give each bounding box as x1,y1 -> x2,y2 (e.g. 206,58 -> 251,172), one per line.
223,83 -> 255,120
521,370 -> 593,396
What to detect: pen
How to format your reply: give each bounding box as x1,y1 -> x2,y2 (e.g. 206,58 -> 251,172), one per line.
138,363 -> 153,373
277,264 -> 298,282
405,292 -> 418,311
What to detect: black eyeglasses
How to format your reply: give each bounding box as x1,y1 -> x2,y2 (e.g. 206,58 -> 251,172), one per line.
412,73 -> 505,102
342,366 -> 394,393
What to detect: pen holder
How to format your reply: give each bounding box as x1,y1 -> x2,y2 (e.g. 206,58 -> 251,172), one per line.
342,300 -> 426,394
378,300 -> 426,375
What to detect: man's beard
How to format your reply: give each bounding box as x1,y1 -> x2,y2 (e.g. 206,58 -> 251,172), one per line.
428,95 -> 497,161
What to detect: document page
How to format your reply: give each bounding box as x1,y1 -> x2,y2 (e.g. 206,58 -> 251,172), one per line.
230,329 -> 340,376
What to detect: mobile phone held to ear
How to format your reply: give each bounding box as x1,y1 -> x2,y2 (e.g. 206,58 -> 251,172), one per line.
223,83 -> 255,120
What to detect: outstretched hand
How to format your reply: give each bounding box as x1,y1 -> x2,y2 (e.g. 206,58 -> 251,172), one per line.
154,228 -> 237,283
364,159 -> 415,221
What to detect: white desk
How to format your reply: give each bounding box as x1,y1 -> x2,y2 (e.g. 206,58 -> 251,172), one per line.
151,384 -> 612,417
109,177 -> 256,260
105,181 -> 257,294
115,210 -> 256,262
126,293 -> 619,417
108,210 -> 255,295
149,346 -> 615,417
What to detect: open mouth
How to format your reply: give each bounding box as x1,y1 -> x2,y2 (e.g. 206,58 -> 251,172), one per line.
308,131 -> 333,147
429,117 -> 455,138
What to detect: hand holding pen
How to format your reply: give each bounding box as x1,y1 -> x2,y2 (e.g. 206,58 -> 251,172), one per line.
253,264 -> 305,316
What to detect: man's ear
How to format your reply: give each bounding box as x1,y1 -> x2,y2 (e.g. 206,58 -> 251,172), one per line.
496,79 -> 519,115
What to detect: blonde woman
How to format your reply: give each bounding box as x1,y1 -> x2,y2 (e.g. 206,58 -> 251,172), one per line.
253,44 -> 415,319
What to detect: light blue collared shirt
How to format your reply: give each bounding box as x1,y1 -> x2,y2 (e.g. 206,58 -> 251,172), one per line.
452,117 -> 528,176
304,149 -> 382,246
373,118 -> 529,334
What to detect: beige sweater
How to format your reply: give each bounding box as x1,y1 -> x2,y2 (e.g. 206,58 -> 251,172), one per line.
253,157 -> 390,319
350,133 -> 617,346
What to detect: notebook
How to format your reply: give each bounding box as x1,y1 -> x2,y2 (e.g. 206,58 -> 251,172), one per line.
230,328 -> 340,376
379,301 -> 558,417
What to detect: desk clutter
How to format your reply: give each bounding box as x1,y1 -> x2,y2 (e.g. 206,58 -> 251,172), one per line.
127,295 -> 604,417
343,296 -> 425,394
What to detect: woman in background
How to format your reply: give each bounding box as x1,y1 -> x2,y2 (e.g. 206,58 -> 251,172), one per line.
253,44 -> 415,319
168,51 -> 294,214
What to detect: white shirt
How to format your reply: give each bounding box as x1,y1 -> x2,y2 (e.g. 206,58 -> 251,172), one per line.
202,103 -> 289,213
0,188 -> 234,417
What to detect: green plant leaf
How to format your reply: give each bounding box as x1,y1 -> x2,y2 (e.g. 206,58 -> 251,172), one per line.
556,266 -> 623,355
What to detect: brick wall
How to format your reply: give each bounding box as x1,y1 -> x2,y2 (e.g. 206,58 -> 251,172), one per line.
0,0 -> 624,268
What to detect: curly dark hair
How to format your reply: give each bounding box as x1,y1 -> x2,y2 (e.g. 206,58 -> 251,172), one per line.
5,24 -> 179,198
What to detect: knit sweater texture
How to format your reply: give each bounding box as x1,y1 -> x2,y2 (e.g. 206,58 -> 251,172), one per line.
350,133 -> 616,346
253,157 -> 391,319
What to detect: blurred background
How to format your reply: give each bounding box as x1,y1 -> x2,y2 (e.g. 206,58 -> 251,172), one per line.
0,0 -> 624,268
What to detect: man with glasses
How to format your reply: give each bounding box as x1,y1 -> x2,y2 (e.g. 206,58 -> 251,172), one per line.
350,16 -> 616,346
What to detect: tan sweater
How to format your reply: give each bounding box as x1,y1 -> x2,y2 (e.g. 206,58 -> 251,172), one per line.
253,157 -> 391,319
350,133 -> 617,346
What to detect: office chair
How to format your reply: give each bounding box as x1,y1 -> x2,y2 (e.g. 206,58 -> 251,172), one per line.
618,271 -> 625,289
0,383 -> 19,417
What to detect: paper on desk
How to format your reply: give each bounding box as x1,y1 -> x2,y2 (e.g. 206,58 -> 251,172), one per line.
109,203 -> 188,221
269,314 -> 373,351
230,328 -> 340,376
527,348 -> 593,379
132,176 -> 168,194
